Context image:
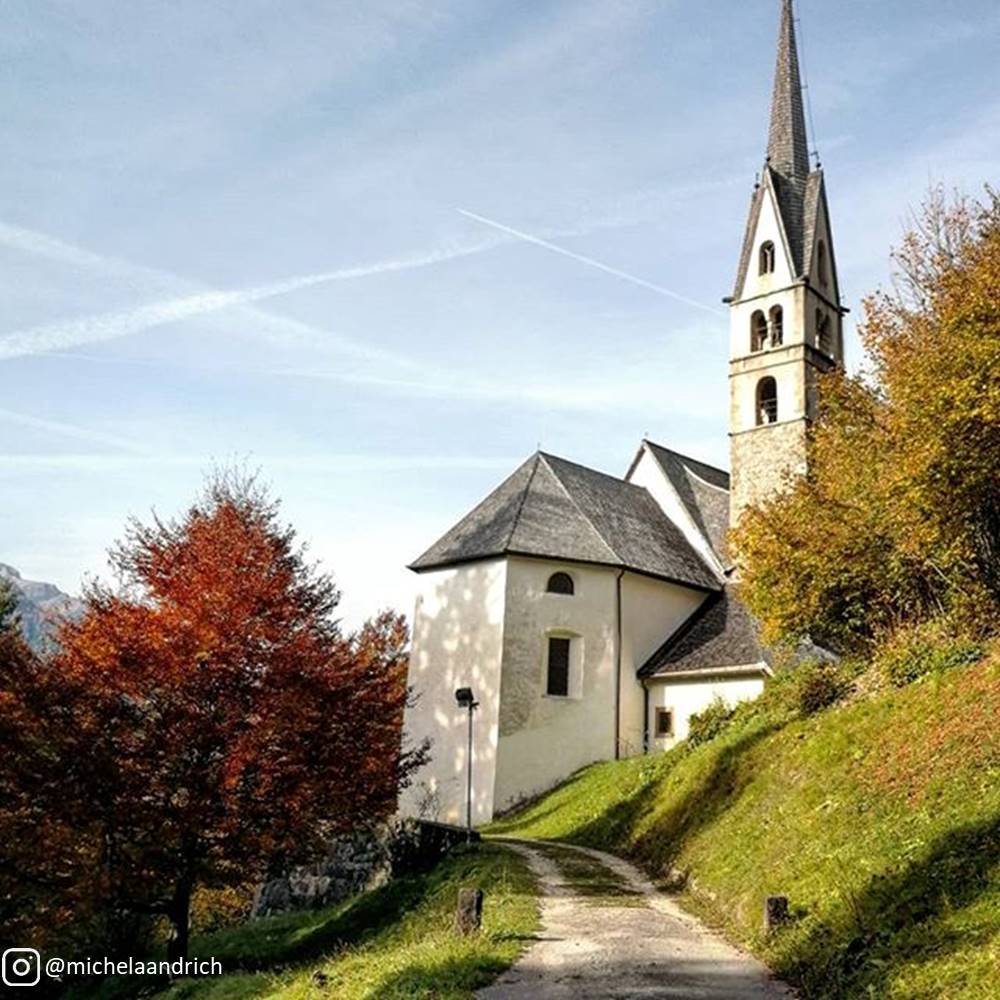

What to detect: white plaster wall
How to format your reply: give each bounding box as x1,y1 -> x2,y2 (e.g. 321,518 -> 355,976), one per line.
397,560 -> 507,826
493,559 -> 707,812
646,672 -> 766,749
619,575 -> 706,756
627,448 -> 725,575
492,557 -> 617,814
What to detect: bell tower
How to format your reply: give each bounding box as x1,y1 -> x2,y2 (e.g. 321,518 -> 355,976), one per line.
728,0 -> 845,525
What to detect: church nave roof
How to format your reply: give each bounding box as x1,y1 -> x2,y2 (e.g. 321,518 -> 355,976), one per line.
409,451 -> 722,592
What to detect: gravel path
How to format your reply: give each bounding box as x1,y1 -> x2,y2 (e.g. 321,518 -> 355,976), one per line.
478,839 -> 796,1000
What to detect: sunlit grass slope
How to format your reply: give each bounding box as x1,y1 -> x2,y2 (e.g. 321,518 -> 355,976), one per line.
79,844 -> 538,1000
490,655 -> 1000,999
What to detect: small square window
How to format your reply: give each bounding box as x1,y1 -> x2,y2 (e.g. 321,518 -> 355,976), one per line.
655,708 -> 674,738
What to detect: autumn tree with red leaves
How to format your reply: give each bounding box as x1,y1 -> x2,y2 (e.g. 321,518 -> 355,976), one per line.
0,472 -> 426,959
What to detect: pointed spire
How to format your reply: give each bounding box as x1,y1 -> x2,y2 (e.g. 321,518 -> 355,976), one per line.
766,0 -> 810,180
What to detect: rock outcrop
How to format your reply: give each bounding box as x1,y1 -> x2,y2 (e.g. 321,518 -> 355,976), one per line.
0,563 -> 84,651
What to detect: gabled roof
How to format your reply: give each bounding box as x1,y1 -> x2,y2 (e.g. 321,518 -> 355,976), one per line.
410,452 -> 721,592
640,440 -> 732,569
733,166 -> 825,297
639,589 -> 766,678
733,182 -> 766,298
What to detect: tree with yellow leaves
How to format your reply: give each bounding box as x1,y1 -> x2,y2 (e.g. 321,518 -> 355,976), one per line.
735,188 -> 1000,651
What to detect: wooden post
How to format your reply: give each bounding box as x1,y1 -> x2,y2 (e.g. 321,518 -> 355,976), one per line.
764,895 -> 789,932
455,888 -> 484,935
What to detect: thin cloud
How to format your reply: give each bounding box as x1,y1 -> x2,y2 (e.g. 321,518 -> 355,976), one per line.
275,365 -> 722,421
456,209 -> 726,317
0,452 -> 519,474
0,407 -> 148,453
38,349 -> 722,422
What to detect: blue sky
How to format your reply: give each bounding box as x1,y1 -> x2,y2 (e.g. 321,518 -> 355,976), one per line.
2,0 -> 999,627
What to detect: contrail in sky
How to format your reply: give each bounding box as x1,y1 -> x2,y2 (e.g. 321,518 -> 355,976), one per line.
0,221 -> 446,367
0,236 -> 504,362
456,209 -> 725,317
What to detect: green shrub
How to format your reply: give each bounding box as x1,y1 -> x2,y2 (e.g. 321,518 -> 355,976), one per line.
875,619 -> 985,688
792,662 -> 849,715
687,696 -> 735,747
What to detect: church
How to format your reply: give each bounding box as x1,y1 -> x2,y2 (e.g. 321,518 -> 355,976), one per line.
399,0 -> 845,825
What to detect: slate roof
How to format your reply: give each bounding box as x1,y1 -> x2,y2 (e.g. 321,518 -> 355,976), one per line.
732,0 -> 829,298
767,0 -> 810,181
733,183 -> 766,298
410,452 -> 721,592
642,441 -> 732,569
639,589 -> 767,677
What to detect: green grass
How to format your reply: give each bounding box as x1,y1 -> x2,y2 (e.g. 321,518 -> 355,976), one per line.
73,843 -> 539,1000
489,654 -> 1000,999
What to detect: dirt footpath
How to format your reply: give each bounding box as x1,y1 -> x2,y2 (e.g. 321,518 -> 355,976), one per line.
478,839 -> 795,1000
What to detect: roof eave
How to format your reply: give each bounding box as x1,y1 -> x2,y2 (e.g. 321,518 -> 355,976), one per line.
409,550 -> 721,593
643,662 -> 770,682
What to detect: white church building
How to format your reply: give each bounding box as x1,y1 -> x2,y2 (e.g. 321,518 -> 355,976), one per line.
399,0 -> 844,825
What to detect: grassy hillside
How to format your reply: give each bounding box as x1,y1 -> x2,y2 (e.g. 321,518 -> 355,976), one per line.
490,654 -> 1000,999
75,844 -> 538,1000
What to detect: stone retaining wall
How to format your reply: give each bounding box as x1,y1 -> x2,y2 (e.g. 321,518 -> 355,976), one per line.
252,819 -> 475,917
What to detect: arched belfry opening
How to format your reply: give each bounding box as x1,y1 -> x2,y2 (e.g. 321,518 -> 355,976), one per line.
728,0 -> 844,525
769,305 -> 784,345
751,311 -> 769,352
759,241 -> 776,275
756,378 -> 778,425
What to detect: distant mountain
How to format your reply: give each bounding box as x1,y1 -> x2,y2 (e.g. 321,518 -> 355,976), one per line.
0,563 -> 85,651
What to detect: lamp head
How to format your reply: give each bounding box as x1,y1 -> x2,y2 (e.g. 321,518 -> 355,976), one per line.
455,687 -> 476,708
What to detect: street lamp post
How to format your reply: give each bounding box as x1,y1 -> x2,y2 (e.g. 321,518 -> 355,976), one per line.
454,687 -> 479,842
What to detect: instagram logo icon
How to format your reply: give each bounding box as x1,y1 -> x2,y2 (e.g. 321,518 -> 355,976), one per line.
2,948 -> 41,987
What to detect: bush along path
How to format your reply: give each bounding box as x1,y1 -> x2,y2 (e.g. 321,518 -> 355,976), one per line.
478,839 -> 794,999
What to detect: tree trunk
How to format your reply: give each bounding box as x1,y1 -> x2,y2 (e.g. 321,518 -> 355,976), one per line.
166,880 -> 192,963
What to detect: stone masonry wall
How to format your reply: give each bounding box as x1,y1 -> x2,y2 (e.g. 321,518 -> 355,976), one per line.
730,419 -> 808,525
252,819 -> 473,918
